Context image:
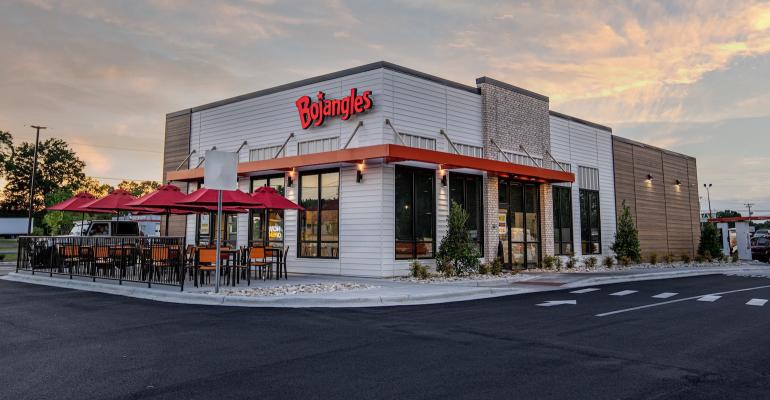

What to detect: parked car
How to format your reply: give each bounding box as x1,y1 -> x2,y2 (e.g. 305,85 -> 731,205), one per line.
83,220 -> 141,237
751,236 -> 770,262
753,229 -> 770,238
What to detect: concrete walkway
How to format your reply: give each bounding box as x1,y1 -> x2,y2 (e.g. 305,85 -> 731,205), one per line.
3,264 -> 770,307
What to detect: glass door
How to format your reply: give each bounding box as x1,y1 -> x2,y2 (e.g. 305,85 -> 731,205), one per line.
498,180 -> 541,268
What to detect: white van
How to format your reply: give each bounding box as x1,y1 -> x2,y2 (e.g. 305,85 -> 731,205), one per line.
83,220 -> 141,237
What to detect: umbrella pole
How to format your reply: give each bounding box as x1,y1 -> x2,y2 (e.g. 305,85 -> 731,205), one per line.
165,210 -> 170,237
214,190 -> 222,293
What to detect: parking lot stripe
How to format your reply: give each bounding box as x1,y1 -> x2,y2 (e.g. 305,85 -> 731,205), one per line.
746,298 -> 768,306
571,288 -> 599,294
652,292 -> 678,299
697,295 -> 721,302
596,284 -> 770,317
610,290 -> 638,296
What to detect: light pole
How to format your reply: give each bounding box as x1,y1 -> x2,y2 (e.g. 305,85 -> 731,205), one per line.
27,125 -> 46,235
703,183 -> 713,219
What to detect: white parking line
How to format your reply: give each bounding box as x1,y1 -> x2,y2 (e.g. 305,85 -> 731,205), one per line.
610,290 -> 638,296
697,295 -> 721,302
570,288 -> 599,294
596,284 -> 770,317
747,298 -> 768,306
652,292 -> 678,299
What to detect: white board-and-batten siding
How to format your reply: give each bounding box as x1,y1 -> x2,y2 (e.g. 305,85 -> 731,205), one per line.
549,114 -> 617,257
185,67 -> 483,277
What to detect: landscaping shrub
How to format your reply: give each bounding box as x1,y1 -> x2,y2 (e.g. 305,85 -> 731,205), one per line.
566,255 -> 578,269
664,253 -> 674,264
409,260 -> 428,279
703,250 -> 713,262
543,255 -> 558,269
649,253 -> 658,265
603,256 -> 615,268
694,253 -> 704,263
436,202 -> 481,275
681,253 -> 692,264
698,223 -> 722,259
489,257 -> 503,275
479,262 -> 489,275
611,201 -> 641,262
585,256 -> 597,269
553,256 -> 562,270
731,252 -> 739,263
618,255 -> 631,267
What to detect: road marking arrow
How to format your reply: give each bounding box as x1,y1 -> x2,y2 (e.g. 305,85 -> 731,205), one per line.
537,300 -> 577,307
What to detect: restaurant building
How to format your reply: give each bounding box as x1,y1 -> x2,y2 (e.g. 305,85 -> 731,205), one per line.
164,61 -> 700,277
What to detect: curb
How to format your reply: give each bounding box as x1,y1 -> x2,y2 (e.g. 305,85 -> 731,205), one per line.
0,273 -> 524,308
560,266 -> 770,289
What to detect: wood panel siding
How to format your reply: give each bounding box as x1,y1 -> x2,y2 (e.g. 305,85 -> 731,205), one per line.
612,136 -> 699,258
162,112 -> 191,236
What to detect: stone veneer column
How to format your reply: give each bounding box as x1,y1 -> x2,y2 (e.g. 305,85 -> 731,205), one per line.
540,184 -> 554,257
477,77 -> 551,264
483,174 -> 499,262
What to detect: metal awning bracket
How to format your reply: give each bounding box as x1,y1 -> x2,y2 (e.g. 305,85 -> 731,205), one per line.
343,121 -> 364,149
385,119 -> 407,145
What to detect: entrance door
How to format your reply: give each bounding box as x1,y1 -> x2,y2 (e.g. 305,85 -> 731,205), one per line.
497,180 -> 540,268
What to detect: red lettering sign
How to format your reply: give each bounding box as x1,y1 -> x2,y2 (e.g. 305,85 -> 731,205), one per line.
295,88 -> 373,129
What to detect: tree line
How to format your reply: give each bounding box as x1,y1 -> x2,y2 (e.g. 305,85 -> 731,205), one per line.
0,130 -> 159,234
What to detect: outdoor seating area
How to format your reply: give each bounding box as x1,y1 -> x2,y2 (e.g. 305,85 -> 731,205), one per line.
17,236 -> 290,290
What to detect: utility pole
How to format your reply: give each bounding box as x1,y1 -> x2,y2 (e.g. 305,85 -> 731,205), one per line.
27,125 -> 46,235
745,203 -> 755,218
703,183 -> 713,219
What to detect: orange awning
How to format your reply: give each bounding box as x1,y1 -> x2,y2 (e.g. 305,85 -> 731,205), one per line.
166,144 -> 574,183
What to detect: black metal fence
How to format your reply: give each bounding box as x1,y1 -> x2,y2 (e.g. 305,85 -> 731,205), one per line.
16,236 -> 187,290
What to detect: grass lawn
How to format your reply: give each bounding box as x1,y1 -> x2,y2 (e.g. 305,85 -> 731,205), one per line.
0,238 -> 18,261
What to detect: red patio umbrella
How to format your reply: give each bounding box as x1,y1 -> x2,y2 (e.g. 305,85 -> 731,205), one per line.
47,192 -> 97,235
125,184 -> 189,235
78,189 -> 140,213
250,186 -> 303,210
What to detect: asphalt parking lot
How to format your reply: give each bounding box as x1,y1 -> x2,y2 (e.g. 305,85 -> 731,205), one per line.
2,274 -> 770,399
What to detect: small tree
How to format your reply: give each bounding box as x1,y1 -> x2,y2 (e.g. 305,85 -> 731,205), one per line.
698,223 -> 722,257
611,201 -> 641,262
436,201 -> 480,275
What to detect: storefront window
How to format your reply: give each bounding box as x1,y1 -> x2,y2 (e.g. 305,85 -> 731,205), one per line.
197,212 -> 237,247
449,173 -> 484,256
298,170 -> 339,258
395,166 -> 435,259
250,175 -> 285,248
580,189 -> 601,254
553,186 -> 573,255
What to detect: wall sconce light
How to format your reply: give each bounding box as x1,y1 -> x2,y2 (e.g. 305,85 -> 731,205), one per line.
356,162 -> 364,183
675,179 -> 681,186
646,174 -> 653,182
439,166 -> 447,186
287,169 -> 295,187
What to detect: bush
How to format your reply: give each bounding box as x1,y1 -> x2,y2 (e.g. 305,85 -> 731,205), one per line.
585,256 -> 597,269
436,202 -> 481,275
566,255 -> 578,269
618,255 -> 631,267
611,201 -> 641,262
681,253 -> 692,264
553,256 -> 562,270
409,260 -> 429,279
479,262 -> 489,275
489,257 -> 503,275
664,253 -> 674,264
543,255 -> 559,269
698,223 -> 722,259
703,250 -> 713,262
731,252 -> 739,263
649,253 -> 658,265
694,253 -> 704,263
603,256 -> 615,268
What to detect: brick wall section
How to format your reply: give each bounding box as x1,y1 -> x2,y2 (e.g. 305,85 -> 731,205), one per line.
540,184 -> 554,257
477,77 -> 551,263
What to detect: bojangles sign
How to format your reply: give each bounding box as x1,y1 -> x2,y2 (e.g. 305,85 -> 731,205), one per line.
295,88 -> 373,129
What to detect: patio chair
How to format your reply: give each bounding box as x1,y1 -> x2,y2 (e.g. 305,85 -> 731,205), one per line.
150,246 -> 177,283
92,245 -> 113,277
246,247 -> 273,281
59,244 -> 80,276
194,248 -> 218,287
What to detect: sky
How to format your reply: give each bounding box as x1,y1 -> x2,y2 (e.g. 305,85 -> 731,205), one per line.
1,0 -> 769,215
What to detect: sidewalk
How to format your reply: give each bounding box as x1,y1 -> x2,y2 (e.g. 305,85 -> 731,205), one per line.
3,264 -> 770,308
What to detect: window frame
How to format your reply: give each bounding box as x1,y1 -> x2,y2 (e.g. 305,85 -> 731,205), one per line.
448,172 -> 484,256
395,165 -> 437,260
552,185 -> 573,256
248,174 -> 286,248
579,189 -> 602,255
297,168 -> 340,259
